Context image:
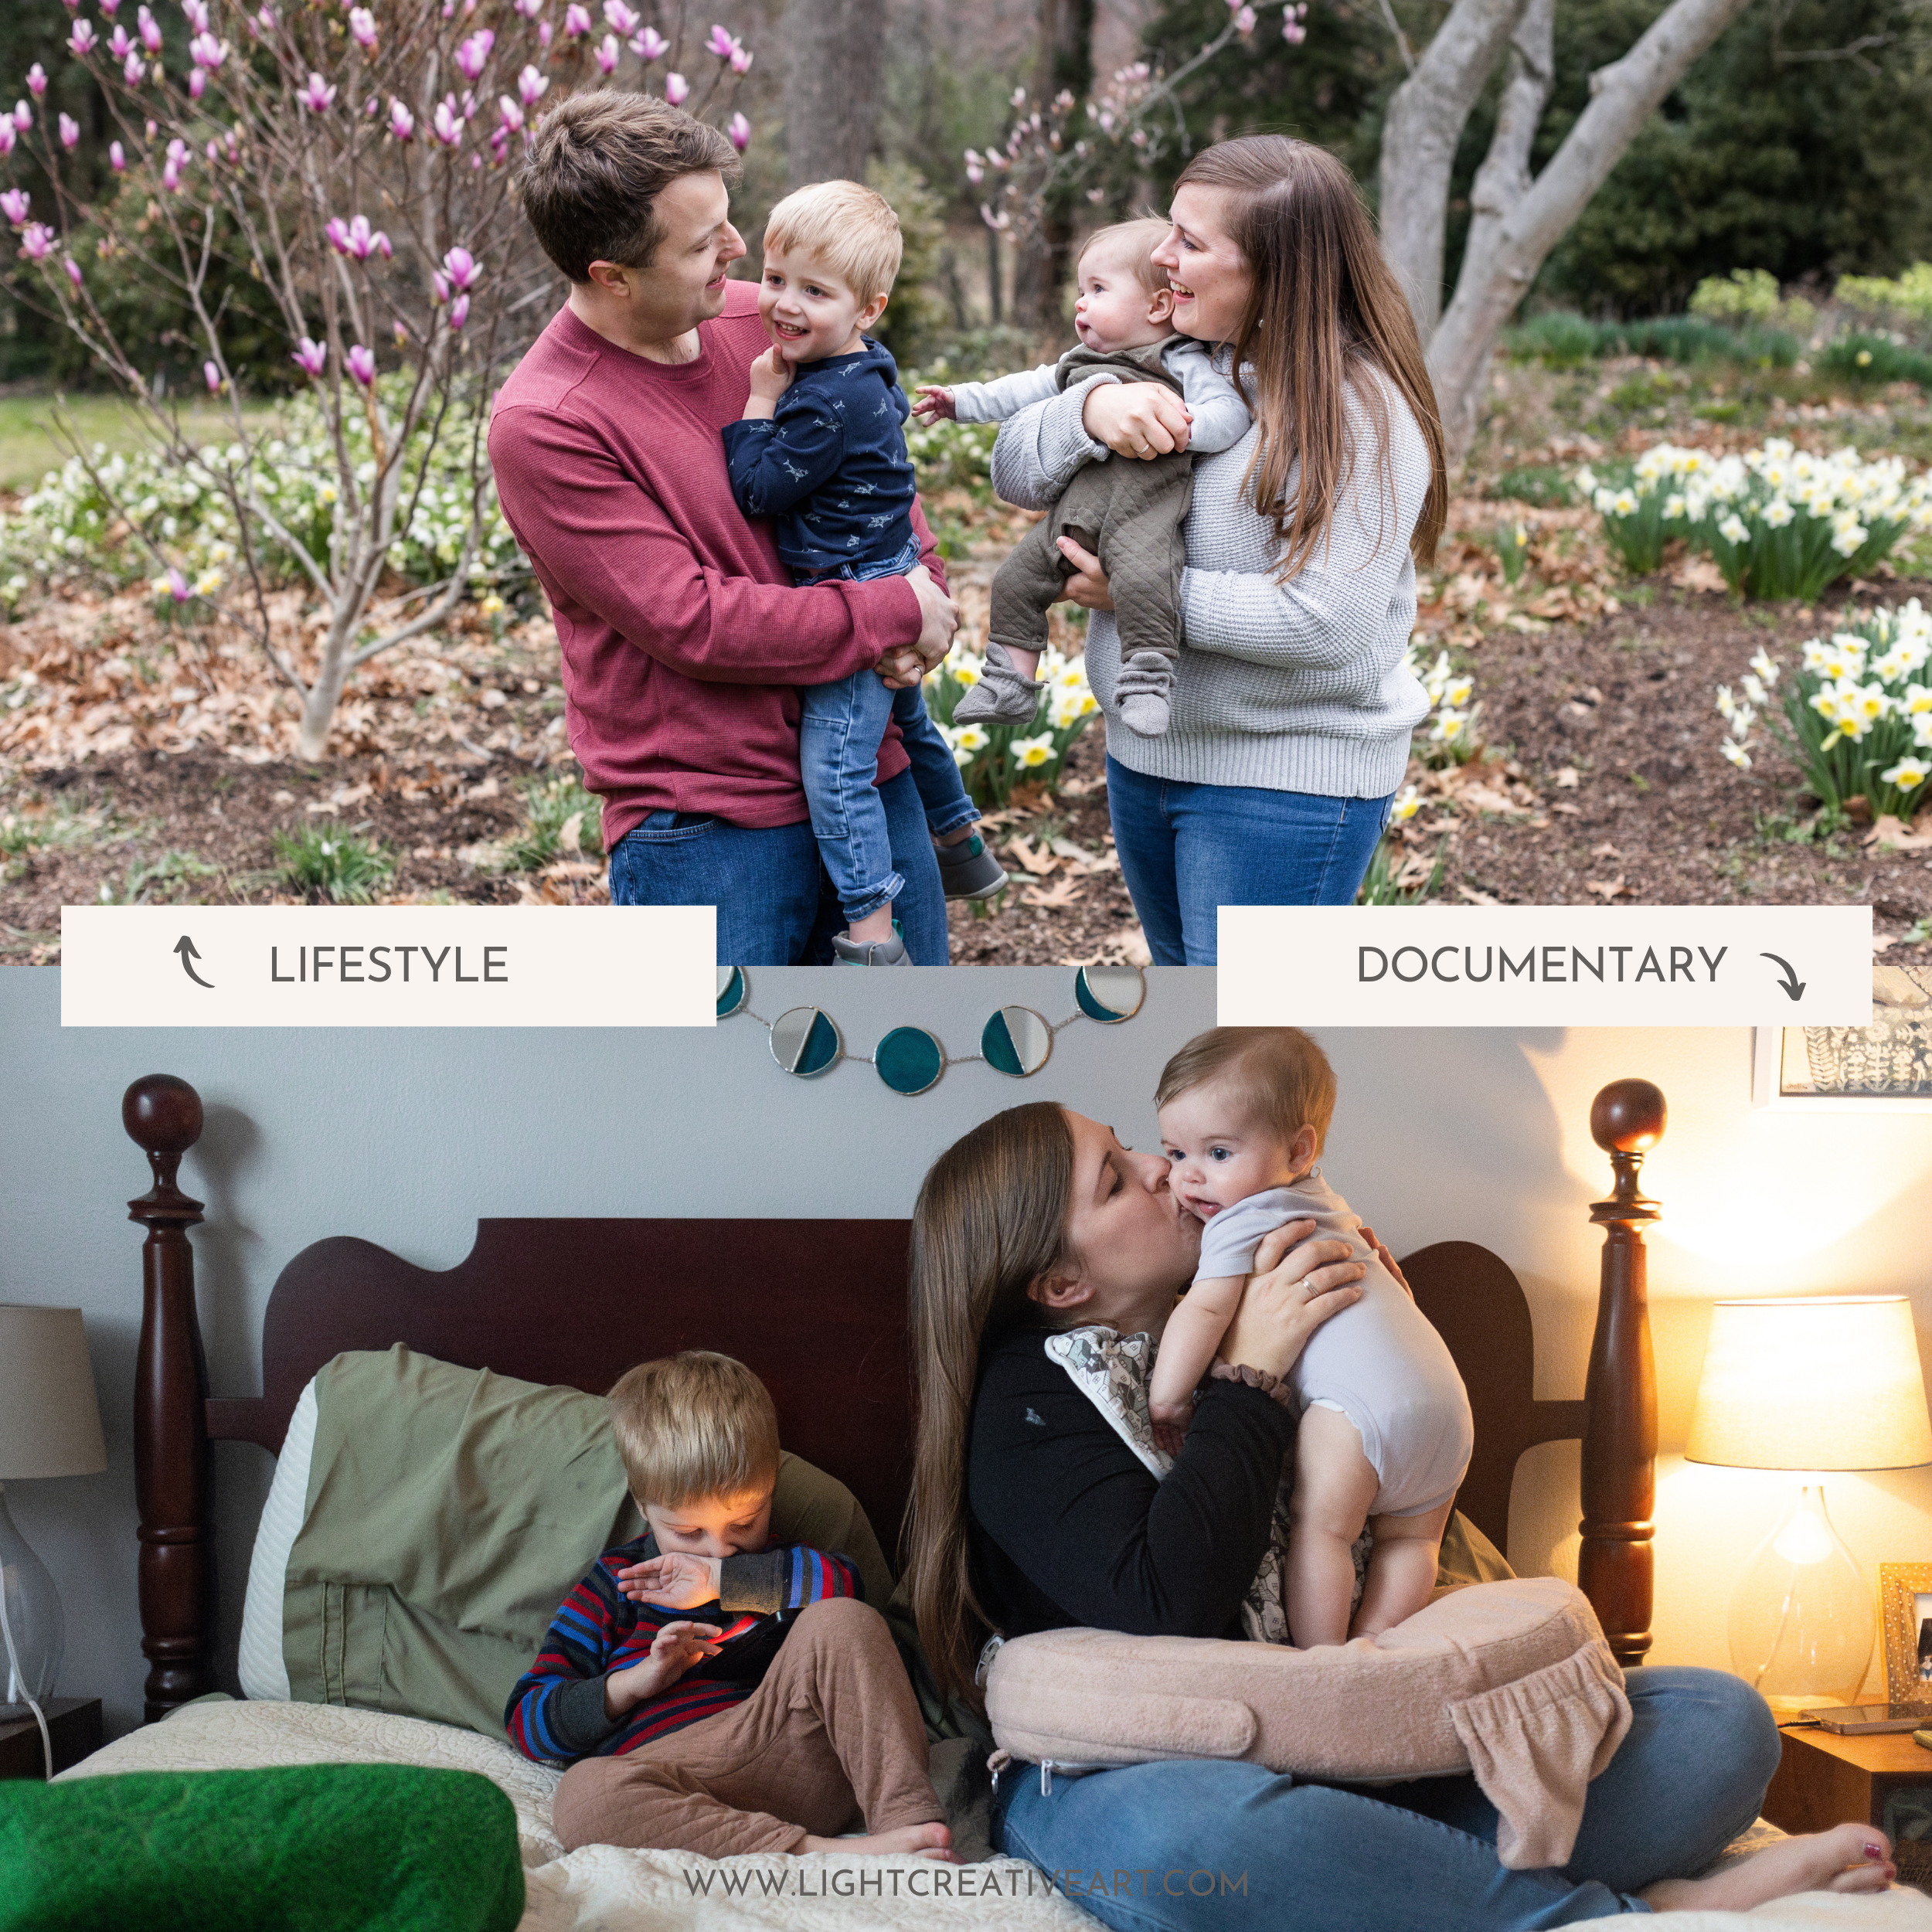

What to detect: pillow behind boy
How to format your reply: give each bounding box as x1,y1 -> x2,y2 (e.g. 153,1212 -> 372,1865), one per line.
278,1345 -> 893,1738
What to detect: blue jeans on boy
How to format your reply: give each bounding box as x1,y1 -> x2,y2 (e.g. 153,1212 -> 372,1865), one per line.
800,540 -> 980,925
1105,754 -> 1394,965
992,1665 -> 1780,1932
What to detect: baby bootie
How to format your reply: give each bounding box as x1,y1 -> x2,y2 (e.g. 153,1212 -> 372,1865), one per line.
953,642 -> 1045,725
1116,650 -> 1175,738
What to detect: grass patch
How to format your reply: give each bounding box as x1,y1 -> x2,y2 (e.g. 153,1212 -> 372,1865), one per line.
1490,464 -> 1576,508
501,771 -> 606,872
0,391 -> 282,493
0,794 -> 131,876
94,849 -> 220,903
273,824 -> 396,903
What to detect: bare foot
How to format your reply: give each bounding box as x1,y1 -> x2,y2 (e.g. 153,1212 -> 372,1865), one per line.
799,1822 -> 960,1862
1640,1823 -> 1894,1912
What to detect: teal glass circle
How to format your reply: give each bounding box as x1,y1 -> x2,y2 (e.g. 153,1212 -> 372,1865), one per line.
981,1006 -> 1053,1078
770,1006 -> 841,1077
1076,964 -> 1146,1024
876,1026 -> 945,1096
716,967 -> 747,1017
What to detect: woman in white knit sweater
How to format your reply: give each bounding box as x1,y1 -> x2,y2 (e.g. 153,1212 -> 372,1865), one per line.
989,136 -> 1449,962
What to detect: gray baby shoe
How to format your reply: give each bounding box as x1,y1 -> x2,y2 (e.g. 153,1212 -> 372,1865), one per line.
1116,650 -> 1175,738
935,832 -> 1009,900
953,641 -> 1045,725
833,927 -> 913,965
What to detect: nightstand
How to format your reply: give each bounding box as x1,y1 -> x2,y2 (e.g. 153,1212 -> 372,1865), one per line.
0,1697 -> 103,1780
1767,1723 -> 1932,1893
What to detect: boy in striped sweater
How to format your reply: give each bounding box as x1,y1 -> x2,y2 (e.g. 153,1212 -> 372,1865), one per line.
509,1351 -> 955,1861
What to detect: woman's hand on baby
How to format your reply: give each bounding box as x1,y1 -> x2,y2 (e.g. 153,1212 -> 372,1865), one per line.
617,1549 -> 723,1609
1221,1219 -> 1365,1382
1358,1224 -> 1411,1299
911,385 -> 956,423
1149,1399 -> 1193,1459
1055,535 -> 1113,612
1081,380 -> 1193,458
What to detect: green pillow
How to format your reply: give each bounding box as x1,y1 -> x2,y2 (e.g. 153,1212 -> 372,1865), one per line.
0,1766 -> 523,1932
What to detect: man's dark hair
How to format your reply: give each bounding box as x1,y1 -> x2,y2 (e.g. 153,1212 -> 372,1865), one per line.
519,90 -> 740,284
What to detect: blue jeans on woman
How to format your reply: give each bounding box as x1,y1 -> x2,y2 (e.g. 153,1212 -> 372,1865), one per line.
607,767 -> 949,964
992,1666 -> 1780,1932
1105,753 -> 1393,965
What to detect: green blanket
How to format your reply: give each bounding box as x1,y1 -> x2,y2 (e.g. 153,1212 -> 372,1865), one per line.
286,1345 -> 894,1737
0,1765 -> 522,1932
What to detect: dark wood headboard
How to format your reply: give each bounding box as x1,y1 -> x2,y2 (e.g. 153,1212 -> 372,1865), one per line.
121,1075 -> 1665,1723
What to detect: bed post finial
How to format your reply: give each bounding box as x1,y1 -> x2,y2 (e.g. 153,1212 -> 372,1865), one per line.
1580,1078 -> 1665,1668
124,1073 -> 211,1723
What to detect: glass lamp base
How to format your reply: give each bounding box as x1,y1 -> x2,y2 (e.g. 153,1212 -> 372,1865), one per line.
0,1484 -> 64,1716
1727,1482 -> 1872,1708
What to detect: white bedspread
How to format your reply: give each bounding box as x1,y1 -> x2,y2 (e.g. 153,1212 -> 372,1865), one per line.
60,1700 -> 1932,1932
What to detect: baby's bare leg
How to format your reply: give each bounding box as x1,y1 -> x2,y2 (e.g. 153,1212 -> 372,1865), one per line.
1285,1403 -> 1379,1648
1352,1497 -> 1454,1638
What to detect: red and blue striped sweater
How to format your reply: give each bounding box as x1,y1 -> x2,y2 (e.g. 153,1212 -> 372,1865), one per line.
505,1531 -> 862,1765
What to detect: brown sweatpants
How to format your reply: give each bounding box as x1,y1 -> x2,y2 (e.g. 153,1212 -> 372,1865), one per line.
549,1596 -> 944,1859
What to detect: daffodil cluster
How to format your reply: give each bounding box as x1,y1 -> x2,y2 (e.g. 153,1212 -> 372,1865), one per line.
1405,644 -> 1479,767
1580,440 -> 1932,600
923,638 -> 1100,806
1715,599 -> 1932,820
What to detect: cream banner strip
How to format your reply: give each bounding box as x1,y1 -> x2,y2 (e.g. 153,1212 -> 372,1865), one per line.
1218,906 -> 1873,1026
61,906 -> 716,1026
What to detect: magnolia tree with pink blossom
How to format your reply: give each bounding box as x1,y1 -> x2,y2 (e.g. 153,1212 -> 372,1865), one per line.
2,0 -> 755,759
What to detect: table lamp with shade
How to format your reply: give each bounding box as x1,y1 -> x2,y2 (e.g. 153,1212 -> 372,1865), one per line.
0,1305 -> 108,1717
1685,1295 -> 1932,1713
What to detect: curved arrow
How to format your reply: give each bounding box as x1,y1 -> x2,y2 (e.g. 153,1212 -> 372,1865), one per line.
174,934 -> 214,990
1760,951 -> 1805,1002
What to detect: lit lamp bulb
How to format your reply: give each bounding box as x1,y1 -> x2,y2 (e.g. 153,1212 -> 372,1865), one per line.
1687,1297 -> 1932,1714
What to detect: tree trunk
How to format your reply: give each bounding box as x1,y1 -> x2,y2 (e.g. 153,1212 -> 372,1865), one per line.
781,0 -> 886,188
1429,0 -> 1757,458
1377,0 -> 1531,337
1012,0 -> 1097,332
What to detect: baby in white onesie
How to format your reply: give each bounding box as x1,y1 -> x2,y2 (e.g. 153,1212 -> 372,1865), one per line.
1150,1027 -> 1474,1647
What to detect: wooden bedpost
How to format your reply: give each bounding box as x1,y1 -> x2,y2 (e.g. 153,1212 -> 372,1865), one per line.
124,1074 -> 211,1722
1580,1078 -> 1665,1669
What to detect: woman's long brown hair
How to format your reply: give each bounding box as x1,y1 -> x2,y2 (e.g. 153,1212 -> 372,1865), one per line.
903,1102 -> 1074,1709
1173,135 -> 1447,579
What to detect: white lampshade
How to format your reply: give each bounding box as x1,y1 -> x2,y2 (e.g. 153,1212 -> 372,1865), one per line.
0,1306 -> 107,1480
1686,1296 -> 1932,1473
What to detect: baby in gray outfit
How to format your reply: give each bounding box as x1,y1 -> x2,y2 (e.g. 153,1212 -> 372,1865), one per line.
1151,1027 -> 1473,1648
912,219 -> 1249,737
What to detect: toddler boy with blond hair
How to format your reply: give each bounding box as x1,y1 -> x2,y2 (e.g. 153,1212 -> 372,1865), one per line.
511,1349 -> 953,1861
722,179 -> 1004,968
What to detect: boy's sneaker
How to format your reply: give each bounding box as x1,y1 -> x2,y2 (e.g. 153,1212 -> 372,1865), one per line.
832,927 -> 913,966
953,642 -> 1045,725
935,832 -> 1008,900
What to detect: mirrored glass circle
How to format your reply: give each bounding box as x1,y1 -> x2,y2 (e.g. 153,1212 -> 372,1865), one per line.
1075,964 -> 1145,1024
716,967 -> 748,1018
981,1005 -> 1053,1078
770,1006 -> 841,1078
876,1026 -> 945,1097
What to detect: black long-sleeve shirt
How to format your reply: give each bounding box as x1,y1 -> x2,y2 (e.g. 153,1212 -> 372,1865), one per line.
966,1325 -> 1298,1642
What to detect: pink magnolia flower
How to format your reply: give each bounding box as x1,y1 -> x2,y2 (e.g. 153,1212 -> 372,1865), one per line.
66,256 -> 83,288
594,33 -> 617,72
0,190 -> 27,226
291,336 -> 326,377
488,124 -> 509,162
561,3 -> 591,36
15,102 -> 34,130
728,41 -> 752,73
964,148 -> 983,185
348,7 -> 376,49
1281,3 -> 1306,43
189,67 -> 206,97
59,113 -> 79,150
447,292 -> 469,330
442,244 -> 479,291
432,98 -> 461,144
429,269 -> 448,303
300,73 -> 336,113
123,53 -> 145,82
203,359 -> 220,392
27,65 -> 48,97
346,343 -> 376,385
182,0 -> 209,30
189,30 -> 224,66
66,19 -> 97,55
145,117 -> 157,138
100,0 -> 118,14
109,139 -> 125,169
364,94 -> 379,115
328,214 -> 391,260
537,21 -> 550,43
136,5 -> 160,49
166,568 -> 190,602
630,25 -> 665,59
517,64 -> 548,105
167,136 -> 188,165
162,158 -> 181,189
497,95 -> 522,131
108,26 -> 131,58
388,98 -> 413,139
511,0 -> 545,15
663,70 -> 687,104
257,5 -> 276,31
728,111 -> 749,150
206,136 -> 219,158
19,223 -> 56,262
455,29 -> 493,79
0,122 -> 15,158
461,88 -> 478,118
602,0 -> 638,33
393,318 -> 408,346
1233,3 -> 1255,28
705,22 -> 734,58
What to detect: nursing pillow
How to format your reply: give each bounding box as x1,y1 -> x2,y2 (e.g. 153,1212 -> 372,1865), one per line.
984,1575 -> 1629,1871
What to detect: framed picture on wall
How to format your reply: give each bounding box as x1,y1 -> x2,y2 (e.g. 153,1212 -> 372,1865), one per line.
1880,1563 -> 1932,1703
1753,966 -> 1932,1112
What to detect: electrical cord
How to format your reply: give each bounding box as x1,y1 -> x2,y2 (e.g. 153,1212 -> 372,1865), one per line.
0,1560 -> 54,1782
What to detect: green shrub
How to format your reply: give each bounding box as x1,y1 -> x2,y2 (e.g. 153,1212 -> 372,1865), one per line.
274,825 -> 396,903
1510,312 -> 1600,369
1491,465 -> 1576,509
502,772 -> 606,872
1818,335 -> 1932,389
1835,264 -> 1932,343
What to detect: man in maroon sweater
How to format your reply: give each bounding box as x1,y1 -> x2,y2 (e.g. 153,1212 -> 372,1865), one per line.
488,94 -> 960,964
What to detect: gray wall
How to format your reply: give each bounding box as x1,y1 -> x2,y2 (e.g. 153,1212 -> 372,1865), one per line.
7,965 -> 1932,1737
